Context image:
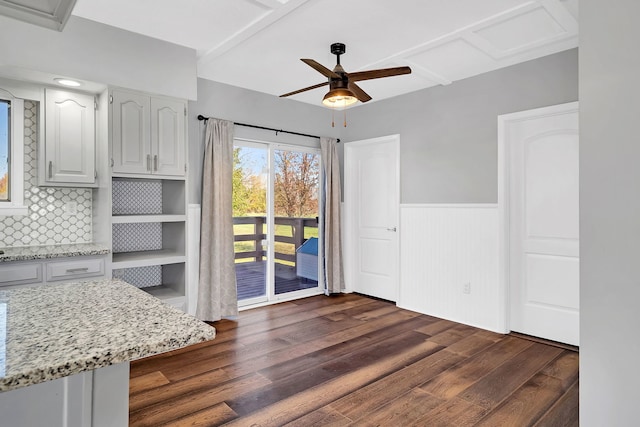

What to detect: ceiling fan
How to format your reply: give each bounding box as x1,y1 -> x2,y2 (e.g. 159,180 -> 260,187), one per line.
280,42 -> 412,108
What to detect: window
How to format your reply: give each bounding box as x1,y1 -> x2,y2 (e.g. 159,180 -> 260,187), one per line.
0,99 -> 8,201
0,92 -> 25,215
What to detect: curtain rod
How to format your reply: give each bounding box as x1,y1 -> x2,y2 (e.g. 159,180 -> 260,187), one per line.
197,115 -> 340,143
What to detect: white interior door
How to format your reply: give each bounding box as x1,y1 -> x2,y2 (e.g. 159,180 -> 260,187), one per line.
345,135 -> 399,302
502,102 -> 579,346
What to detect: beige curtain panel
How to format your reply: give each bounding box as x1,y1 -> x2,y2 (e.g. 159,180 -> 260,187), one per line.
320,137 -> 345,294
197,118 -> 239,321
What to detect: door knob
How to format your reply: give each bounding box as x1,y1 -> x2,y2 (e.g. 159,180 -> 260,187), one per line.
387,227 -> 397,232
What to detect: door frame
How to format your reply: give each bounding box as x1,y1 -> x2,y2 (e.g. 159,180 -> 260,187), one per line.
344,134 -> 400,299
233,137 -> 325,309
497,101 -> 579,334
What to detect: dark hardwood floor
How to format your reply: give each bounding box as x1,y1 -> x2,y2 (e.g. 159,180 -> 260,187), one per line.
129,294 -> 579,426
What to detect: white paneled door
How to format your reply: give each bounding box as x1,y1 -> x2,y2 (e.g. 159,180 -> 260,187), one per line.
345,135 -> 399,302
501,102 -> 579,346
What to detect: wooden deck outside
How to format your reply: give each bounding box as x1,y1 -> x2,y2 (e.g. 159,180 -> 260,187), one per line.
234,216 -> 319,300
236,261 -> 318,300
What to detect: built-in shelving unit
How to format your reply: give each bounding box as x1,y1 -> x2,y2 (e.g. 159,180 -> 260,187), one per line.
110,177 -> 187,311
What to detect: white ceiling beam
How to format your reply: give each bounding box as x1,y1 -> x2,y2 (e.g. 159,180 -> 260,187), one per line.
197,0 -> 312,64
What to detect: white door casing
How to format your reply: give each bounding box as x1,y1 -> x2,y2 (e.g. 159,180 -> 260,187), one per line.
344,135 -> 400,302
498,102 -> 579,346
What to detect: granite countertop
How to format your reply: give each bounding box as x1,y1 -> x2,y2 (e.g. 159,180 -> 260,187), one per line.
0,279 -> 216,392
0,243 -> 111,263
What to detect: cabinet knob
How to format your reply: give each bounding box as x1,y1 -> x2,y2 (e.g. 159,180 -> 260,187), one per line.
146,154 -> 151,172
48,161 -> 53,179
154,155 -> 158,172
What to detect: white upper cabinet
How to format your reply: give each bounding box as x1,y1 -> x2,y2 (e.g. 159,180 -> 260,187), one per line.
111,89 -> 186,177
42,88 -> 96,186
151,97 -> 185,176
111,90 -> 150,175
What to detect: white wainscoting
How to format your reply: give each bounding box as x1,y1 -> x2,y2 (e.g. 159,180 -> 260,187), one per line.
399,204 -> 503,333
187,204 -> 201,316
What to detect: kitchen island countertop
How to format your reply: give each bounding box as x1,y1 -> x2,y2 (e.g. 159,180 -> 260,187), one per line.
0,279 -> 215,392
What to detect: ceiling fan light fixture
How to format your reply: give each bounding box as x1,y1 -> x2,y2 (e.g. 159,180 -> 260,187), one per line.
322,88 -> 358,108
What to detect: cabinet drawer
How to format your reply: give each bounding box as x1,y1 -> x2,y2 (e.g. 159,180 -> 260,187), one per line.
0,263 -> 43,287
46,258 -> 105,282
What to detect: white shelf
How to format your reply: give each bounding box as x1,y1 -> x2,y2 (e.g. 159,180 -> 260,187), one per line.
112,172 -> 185,181
111,214 -> 186,224
112,249 -> 186,269
142,285 -> 184,301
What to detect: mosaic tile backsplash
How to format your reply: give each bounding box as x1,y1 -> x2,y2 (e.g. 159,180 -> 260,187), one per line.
112,222 -> 162,253
114,265 -> 162,289
112,179 -> 162,215
0,101 -> 92,247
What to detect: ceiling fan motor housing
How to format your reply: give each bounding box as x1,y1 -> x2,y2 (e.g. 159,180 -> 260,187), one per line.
330,42 -> 346,56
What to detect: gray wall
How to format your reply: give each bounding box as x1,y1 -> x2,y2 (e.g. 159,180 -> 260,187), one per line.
188,78 -> 340,203
0,15 -> 197,99
580,1 -> 640,425
341,49 -> 578,203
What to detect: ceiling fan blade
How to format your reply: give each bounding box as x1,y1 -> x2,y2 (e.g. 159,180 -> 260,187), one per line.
348,82 -> 372,103
348,66 -> 412,82
301,59 -> 341,79
280,81 -> 329,98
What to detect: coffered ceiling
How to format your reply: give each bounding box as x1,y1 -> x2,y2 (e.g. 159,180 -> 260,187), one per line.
70,0 -> 578,107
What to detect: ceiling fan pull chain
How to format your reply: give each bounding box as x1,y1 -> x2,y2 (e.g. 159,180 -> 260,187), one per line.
344,108 -> 347,127
331,109 -> 335,128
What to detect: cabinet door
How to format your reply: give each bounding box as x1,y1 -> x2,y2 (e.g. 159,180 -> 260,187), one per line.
44,89 -> 96,185
151,97 -> 185,176
112,90 -> 151,174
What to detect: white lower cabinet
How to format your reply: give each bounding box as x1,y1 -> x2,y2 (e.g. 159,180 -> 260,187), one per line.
0,362 -> 129,427
0,256 -> 106,289
46,257 -> 105,282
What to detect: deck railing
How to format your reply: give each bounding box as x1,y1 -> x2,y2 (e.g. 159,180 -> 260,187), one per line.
233,216 -> 318,264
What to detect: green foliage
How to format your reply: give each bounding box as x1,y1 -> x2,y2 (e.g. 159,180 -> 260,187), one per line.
232,148 -> 267,217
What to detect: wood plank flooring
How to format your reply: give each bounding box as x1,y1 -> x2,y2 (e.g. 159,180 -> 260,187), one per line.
129,293 -> 579,426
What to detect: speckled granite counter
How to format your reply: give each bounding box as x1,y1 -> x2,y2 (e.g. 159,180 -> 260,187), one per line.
0,243 -> 111,263
0,279 -> 215,392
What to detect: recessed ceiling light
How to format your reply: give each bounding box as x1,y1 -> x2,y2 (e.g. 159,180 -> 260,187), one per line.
54,78 -> 82,87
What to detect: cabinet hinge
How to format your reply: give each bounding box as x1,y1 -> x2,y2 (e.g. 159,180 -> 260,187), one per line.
110,158 -> 114,167
184,106 -> 187,116
109,95 -> 113,104
95,170 -> 98,179
184,163 -> 187,172
94,97 -> 97,110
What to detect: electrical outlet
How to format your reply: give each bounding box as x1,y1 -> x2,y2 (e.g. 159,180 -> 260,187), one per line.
64,201 -> 78,215
463,282 -> 471,294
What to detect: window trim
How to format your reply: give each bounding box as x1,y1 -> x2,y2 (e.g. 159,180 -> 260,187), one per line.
0,93 -> 26,216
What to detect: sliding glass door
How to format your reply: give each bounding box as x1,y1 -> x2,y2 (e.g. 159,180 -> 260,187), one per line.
233,140 -> 323,307
232,142 -> 269,305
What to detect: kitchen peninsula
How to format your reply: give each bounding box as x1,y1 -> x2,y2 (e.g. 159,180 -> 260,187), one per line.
0,279 -> 215,426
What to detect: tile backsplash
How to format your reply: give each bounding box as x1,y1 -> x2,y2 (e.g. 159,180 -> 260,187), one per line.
0,101 -> 92,247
